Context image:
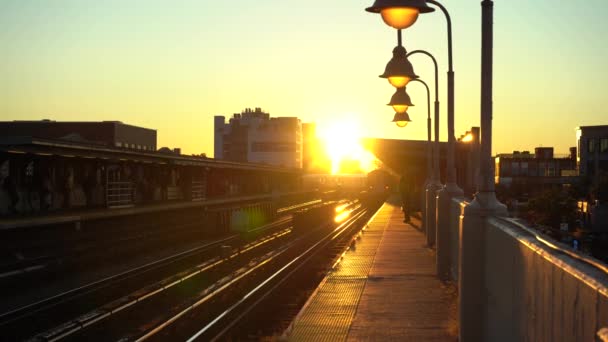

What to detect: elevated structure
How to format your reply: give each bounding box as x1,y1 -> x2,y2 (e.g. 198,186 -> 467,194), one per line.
0,135 -> 300,216
362,129 -> 480,199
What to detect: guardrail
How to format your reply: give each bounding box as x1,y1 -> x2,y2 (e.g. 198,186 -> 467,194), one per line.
435,196 -> 608,341
106,181 -> 134,208
191,181 -> 205,201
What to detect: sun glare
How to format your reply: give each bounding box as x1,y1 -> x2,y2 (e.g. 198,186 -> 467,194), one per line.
316,119 -> 377,175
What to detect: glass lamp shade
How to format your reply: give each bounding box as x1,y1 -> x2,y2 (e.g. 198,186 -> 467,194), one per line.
366,0 -> 435,29
380,7 -> 419,29
395,120 -> 409,128
388,76 -> 412,88
392,104 -> 409,114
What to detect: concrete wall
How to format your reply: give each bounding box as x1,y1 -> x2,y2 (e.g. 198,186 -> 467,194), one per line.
482,217 -> 608,341
436,195 -> 608,341
449,197 -> 465,281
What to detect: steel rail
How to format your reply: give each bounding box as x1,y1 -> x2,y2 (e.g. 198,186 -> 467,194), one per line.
205,208 -> 370,342
1,216 -> 292,327
28,227 -> 294,342
138,209 -> 368,341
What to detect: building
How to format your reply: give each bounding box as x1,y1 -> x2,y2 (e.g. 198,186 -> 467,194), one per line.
0,120 -> 157,151
214,108 -> 303,169
576,125 -> 608,180
494,147 -> 578,195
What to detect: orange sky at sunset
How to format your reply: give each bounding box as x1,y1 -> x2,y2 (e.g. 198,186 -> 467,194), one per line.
1,0 -> 607,158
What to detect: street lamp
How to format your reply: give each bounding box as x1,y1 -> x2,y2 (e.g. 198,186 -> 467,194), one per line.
366,0 -> 435,29
408,79 -> 432,185
380,45 -> 418,88
407,50 -> 442,244
366,0 -> 461,195
406,50 -> 440,186
380,31 -> 418,88
420,0 -> 461,197
387,87 -> 414,115
392,112 -> 412,127
460,132 -> 474,142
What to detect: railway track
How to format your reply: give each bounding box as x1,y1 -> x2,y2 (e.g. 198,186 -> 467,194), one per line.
1,197 -> 374,341
0,212 -> 297,340
131,203 -> 375,341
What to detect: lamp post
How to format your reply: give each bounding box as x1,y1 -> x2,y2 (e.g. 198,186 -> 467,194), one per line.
409,78 -> 432,189
407,50 -> 440,186
424,0 -> 462,197
367,1 -> 462,249
407,50 -> 442,246
458,2 -> 507,340
459,0 -> 506,212
407,78 -> 436,244
367,0 -> 460,195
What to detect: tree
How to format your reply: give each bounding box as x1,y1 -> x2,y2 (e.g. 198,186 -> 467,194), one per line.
524,187 -> 577,229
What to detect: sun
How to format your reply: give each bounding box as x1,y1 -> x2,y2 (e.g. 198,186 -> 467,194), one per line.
316,118 -> 377,174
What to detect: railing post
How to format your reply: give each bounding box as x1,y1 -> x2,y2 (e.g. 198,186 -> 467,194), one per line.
459,200 -> 488,342
436,195 -> 453,281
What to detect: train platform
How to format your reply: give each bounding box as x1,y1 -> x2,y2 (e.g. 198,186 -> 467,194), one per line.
286,198 -> 458,341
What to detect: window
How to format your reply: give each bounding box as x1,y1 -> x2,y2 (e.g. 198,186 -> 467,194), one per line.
500,161 -> 509,176
511,162 -> 520,176
539,162 -> 546,176
601,138 -> 608,153
548,162 -> 556,176
589,139 -> 595,153
521,162 -> 529,176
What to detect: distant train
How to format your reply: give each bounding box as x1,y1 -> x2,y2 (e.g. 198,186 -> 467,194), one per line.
366,169 -> 395,195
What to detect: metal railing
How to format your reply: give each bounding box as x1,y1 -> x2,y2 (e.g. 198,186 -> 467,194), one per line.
106,181 -> 134,208
191,181 -> 205,202
166,186 -> 182,201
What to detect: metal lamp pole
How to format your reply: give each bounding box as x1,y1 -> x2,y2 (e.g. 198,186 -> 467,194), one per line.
426,0 -> 462,196
459,2 -> 507,340
409,78 -> 432,187
407,50 -> 440,185
475,0 -> 505,209
407,50 -> 442,245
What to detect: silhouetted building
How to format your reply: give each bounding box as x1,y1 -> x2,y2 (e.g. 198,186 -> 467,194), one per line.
494,147 -> 577,194
577,125 -> 608,178
214,108 -> 302,168
0,120 -> 156,151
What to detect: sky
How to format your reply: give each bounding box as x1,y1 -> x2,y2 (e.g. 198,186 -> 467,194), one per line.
1,0 -> 607,156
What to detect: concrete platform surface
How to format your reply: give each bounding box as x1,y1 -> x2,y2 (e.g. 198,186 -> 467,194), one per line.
287,201 -> 458,341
